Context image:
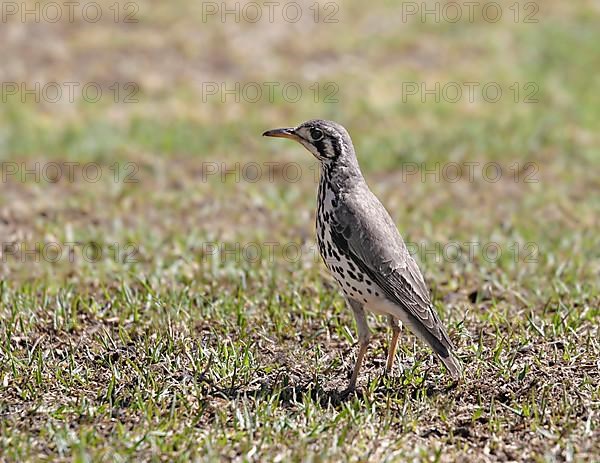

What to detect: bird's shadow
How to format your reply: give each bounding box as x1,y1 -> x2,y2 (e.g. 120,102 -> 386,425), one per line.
215,381 -> 359,408
211,371 -> 458,409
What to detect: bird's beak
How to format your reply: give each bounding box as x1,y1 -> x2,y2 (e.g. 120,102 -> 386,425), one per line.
262,127 -> 299,141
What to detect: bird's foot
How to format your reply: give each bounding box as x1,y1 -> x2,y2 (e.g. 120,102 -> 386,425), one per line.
340,383 -> 361,399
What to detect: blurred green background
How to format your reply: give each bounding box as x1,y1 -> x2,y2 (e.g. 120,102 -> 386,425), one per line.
1,0 -> 598,283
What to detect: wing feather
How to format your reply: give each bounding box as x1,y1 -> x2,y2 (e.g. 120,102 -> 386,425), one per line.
329,189 -> 457,359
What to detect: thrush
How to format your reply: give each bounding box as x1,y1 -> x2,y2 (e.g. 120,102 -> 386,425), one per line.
263,119 -> 462,391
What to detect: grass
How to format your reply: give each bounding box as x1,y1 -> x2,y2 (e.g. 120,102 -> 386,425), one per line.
1,0 -> 599,461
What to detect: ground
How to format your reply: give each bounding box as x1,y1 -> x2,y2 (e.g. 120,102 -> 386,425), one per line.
0,0 -> 599,461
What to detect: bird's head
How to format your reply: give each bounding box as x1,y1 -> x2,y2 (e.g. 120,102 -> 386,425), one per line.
263,119 -> 354,163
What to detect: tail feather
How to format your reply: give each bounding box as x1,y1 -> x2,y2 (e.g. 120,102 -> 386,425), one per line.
369,298 -> 463,379
398,311 -> 463,379
416,319 -> 463,380
438,351 -> 463,380
401,315 -> 463,379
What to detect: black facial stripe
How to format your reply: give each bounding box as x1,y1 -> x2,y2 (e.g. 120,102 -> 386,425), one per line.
332,137 -> 343,157
313,139 -> 327,156
314,136 -> 342,159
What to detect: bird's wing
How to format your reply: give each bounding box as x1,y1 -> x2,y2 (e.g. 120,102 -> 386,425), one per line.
330,188 -> 456,358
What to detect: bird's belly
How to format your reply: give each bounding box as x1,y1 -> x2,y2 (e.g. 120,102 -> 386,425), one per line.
324,250 -> 408,320
318,230 -> 385,306
364,297 -> 408,321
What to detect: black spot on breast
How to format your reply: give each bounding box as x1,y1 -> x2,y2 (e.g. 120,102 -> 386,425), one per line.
318,242 -> 325,256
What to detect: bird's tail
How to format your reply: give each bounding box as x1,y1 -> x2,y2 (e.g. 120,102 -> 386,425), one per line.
437,351 -> 463,380
425,308 -> 463,380
374,298 -> 463,379
402,310 -> 463,380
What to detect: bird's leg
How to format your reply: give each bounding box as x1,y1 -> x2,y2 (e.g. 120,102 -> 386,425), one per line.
346,299 -> 371,392
385,315 -> 402,374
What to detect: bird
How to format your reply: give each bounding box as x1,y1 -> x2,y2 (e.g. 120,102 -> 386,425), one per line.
263,119 -> 462,391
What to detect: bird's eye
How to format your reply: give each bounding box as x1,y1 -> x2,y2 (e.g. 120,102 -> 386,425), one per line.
310,128 -> 324,141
